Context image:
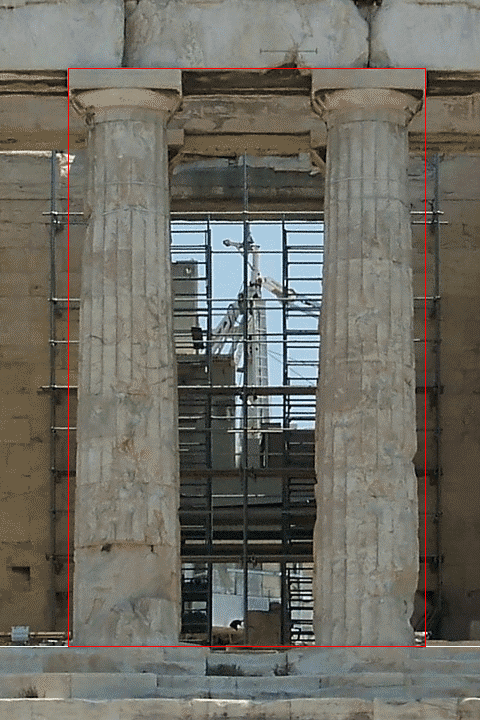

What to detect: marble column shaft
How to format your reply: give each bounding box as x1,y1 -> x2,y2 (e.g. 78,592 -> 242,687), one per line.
72,86 -> 181,646
312,85 -> 423,646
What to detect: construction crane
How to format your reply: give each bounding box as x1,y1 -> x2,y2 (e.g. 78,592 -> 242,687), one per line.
212,236 -> 269,441
212,236 -> 321,360
258,276 -> 321,318
211,235 -> 321,446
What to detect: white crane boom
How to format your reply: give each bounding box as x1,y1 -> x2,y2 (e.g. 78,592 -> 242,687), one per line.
260,276 -> 321,317
211,276 -> 321,355
211,296 -> 243,355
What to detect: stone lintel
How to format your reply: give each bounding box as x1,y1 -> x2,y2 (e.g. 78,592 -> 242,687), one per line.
68,68 -> 182,94
4,93 -> 480,154
181,132 -> 316,158
311,69 -> 425,95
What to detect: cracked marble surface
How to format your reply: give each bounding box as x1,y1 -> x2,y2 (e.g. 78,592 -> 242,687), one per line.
124,0 -> 369,68
0,0 -> 123,69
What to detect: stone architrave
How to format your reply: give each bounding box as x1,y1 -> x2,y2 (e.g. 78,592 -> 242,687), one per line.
69,69 -> 182,646
311,69 -> 424,646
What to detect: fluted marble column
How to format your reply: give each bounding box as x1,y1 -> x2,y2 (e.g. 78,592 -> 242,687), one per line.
311,70 -> 424,646
69,70 -> 182,646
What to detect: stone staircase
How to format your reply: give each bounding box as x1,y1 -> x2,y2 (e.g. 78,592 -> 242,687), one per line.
1,645 -> 480,704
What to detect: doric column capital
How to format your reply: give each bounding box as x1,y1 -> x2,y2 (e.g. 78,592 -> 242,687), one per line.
69,68 -> 182,125
311,69 -> 424,128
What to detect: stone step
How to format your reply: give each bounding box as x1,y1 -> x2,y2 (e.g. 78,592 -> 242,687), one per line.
5,645 -> 480,680
1,671 -> 480,701
207,651 -> 288,677
156,674 -> 322,699
286,646 -> 480,676
153,673 -> 480,701
209,652 -> 480,678
408,657 -> 480,674
0,697 -> 465,720
0,673 -> 157,700
4,646 -> 480,682
0,646 -> 207,675
406,673 -> 480,699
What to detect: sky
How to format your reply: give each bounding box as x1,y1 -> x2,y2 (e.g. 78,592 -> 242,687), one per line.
171,219 -> 324,430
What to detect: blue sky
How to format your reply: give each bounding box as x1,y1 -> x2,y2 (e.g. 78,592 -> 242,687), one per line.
171,220 -> 323,429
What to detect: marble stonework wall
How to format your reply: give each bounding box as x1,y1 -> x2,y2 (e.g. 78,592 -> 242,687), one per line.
1,0 -> 480,72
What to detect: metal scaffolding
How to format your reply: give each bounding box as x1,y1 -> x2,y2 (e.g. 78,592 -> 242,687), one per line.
171,156 -> 322,646
172,202 -> 323,645
431,154 -> 444,634
40,150 -> 75,635
47,149 -> 59,630
412,153 -> 445,637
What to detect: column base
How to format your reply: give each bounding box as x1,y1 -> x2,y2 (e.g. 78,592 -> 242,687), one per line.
73,544 -> 179,647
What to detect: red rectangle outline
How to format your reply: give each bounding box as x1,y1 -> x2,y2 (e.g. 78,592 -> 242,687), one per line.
67,66 -> 428,649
